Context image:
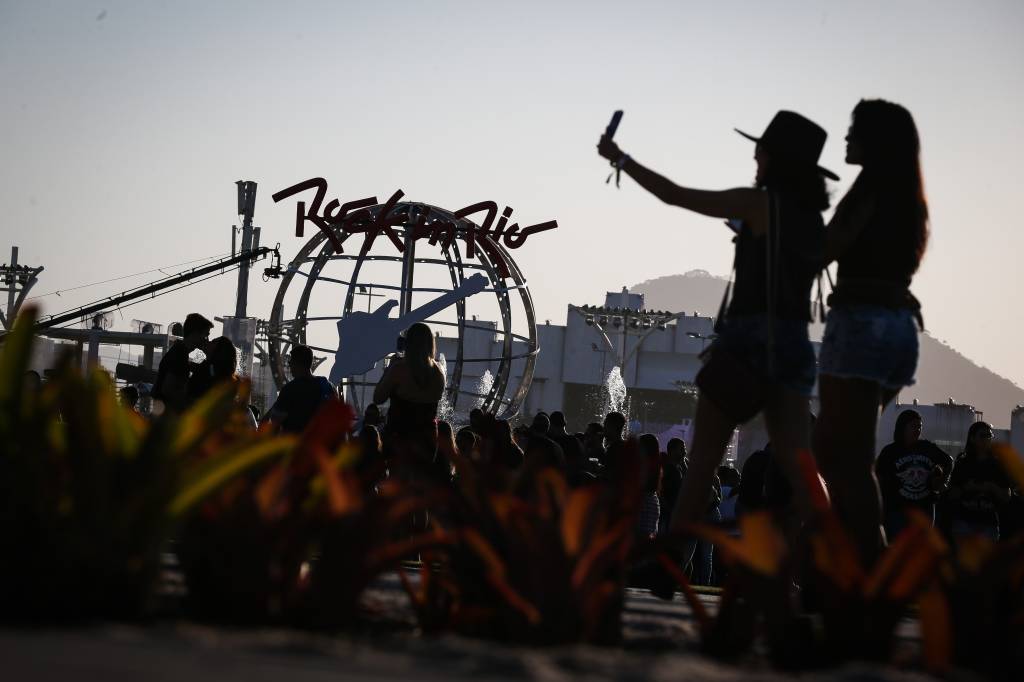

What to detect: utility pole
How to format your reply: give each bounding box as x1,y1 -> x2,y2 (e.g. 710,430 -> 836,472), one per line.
234,181 -> 258,318
0,246 -> 44,331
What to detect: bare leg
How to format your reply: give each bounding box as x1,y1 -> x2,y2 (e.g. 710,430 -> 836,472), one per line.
760,387 -> 814,521
671,394 -> 738,531
812,375 -> 885,566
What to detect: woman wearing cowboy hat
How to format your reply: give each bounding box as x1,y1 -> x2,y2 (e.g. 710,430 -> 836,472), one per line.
813,100 -> 930,565
597,110 -> 836,533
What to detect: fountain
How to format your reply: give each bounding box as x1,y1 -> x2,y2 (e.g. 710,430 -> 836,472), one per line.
474,369 -> 495,410
599,366 -> 631,430
436,353 -> 454,424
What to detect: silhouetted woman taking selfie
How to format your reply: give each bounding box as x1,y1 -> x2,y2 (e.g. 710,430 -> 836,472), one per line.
813,100 -> 929,565
598,111 -> 836,532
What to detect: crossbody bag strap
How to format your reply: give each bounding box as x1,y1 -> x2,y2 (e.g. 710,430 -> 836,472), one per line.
765,191 -> 780,375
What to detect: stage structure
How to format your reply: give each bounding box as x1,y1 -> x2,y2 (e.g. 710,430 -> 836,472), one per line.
267,183 -> 555,418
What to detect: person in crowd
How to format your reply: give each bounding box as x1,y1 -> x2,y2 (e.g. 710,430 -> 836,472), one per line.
119,384 -> 140,412
946,422 -> 1013,544
659,438 -> 688,534
358,403 -> 383,434
153,312 -> 213,412
738,442 -> 793,517
437,420 -> 460,472
520,413 -> 565,470
186,336 -> 239,404
637,434 -> 663,539
356,424 -> 386,485
455,427 -> 479,463
23,370 -> 42,394
875,409 -> 952,538
372,322 -> 446,480
549,411 -> 585,463
602,411 -> 627,472
599,111 -> 832,536
583,422 -> 606,469
813,99 -> 932,565
684,468 -> 722,585
263,344 -> 337,433
491,418 -> 525,470
718,465 -> 742,525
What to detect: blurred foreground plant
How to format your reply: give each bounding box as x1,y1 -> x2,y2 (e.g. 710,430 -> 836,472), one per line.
400,442 -> 644,644
0,308 -> 291,621
916,443 -> 1024,680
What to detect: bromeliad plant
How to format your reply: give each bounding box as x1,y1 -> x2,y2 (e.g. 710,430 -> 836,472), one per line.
916,443 -> 1024,680
654,450 -> 949,669
400,441 -> 645,644
0,308 -> 293,621
177,397 -> 447,627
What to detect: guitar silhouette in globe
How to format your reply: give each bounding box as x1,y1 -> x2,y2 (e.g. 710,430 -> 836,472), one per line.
329,273 -> 489,384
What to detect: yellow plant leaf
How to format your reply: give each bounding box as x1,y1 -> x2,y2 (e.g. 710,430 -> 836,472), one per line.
685,511 -> 786,576
170,435 -> 295,517
171,381 -> 240,455
561,486 -> 599,557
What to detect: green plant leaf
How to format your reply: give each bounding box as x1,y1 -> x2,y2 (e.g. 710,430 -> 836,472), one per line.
0,306 -> 37,434
170,381 -> 242,456
170,434 -> 296,518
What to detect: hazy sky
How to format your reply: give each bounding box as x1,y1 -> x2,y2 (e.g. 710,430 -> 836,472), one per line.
2,1 -> 1022,390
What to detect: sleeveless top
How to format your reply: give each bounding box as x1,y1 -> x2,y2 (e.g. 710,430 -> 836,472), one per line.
727,195 -> 825,322
385,393 -> 439,435
830,207 -> 921,315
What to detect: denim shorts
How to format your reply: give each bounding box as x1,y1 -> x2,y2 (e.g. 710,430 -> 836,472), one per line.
713,315 -> 817,396
818,305 -> 919,390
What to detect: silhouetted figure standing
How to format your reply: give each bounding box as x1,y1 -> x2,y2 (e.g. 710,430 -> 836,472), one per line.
264,344 -> 336,433
599,111 -> 833,534
947,422 -> 1012,544
814,99 -> 931,565
153,313 -> 213,412
875,409 -> 951,538
373,322 -> 445,480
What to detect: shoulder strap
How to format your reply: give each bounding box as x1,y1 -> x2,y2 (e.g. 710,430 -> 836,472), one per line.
765,192 -> 780,375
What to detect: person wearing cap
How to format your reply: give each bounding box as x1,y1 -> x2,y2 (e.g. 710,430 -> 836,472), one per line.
813,100 -> 930,565
597,110 -> 835,532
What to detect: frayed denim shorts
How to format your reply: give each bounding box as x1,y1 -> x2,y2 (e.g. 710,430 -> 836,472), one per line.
714,315 -> 817,396
818,305 -> 919,390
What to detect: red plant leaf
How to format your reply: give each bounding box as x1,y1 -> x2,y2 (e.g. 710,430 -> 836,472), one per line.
459,527 -> 542,625
918,582 -> 953,675
798,448 -> 831,513
561,486 -> 600,557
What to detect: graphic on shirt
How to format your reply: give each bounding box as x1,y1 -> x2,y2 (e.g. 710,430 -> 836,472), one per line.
329,273 -> 489,383
894,454 -> 936,501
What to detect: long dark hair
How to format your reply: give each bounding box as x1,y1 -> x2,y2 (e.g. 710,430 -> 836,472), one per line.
404,322 -> 436,387
848,99 -> 929,273
964,421 -> 993,457
758,154 -> 831,212
893,408 -> 922,442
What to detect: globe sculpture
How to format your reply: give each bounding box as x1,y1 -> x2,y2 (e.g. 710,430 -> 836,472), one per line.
265,200 -> 538,420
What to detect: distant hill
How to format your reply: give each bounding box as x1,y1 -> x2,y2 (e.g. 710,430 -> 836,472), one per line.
631,271 -> 1024,427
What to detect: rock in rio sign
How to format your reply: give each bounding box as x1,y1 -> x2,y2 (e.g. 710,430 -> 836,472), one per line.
271,177 -> 558,279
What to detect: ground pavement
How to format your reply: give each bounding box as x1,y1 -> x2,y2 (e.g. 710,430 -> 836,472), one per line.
1,573 -> 935,682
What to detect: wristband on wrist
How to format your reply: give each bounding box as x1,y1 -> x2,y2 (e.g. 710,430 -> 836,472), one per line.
606,153 -> 630,188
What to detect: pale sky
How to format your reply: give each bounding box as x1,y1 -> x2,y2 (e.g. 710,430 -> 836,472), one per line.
2,1 -> 1022,388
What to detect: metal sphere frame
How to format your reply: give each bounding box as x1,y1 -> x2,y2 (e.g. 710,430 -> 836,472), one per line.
266,201 -> 539,419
